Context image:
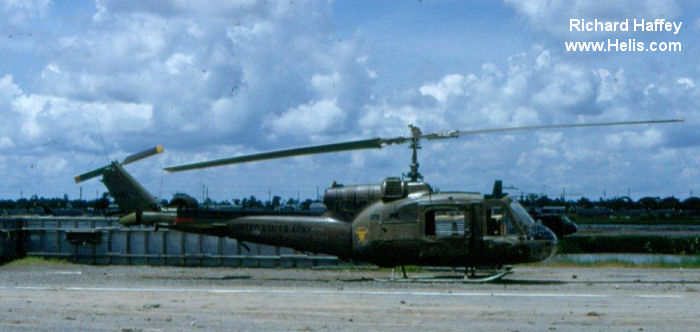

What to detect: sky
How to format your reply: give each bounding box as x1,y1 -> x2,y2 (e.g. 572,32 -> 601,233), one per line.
0,0 -> 698,202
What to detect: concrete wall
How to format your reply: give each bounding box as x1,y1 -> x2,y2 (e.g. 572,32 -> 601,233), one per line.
0,218 -> 25,262
1,216 -> 339,267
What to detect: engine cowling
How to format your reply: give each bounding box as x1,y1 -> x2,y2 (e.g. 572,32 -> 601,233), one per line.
323,183 -> 381,217
323,177 -> 431,218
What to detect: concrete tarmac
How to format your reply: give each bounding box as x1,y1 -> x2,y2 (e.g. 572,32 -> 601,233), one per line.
0,263 -> 699,331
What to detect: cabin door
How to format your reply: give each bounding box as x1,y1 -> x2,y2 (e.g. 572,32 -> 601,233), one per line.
468,203 -> 483,252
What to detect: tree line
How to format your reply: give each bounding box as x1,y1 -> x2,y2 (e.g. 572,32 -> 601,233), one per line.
1,193 -> 699,214
521,194 -> 700,211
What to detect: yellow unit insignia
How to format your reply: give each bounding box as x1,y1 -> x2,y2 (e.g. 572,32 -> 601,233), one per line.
355,227 -> 368,245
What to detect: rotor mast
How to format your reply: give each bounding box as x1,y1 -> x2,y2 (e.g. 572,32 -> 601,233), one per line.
406,124 -> 424,182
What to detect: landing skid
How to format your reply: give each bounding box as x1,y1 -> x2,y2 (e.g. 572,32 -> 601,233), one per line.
462,266 -> 513,283
378,266 -> 513,283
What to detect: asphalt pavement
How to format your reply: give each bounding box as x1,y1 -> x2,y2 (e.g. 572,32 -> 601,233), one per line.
0,263 -> 699,331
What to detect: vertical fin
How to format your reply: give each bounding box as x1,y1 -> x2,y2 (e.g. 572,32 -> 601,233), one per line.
102,163 -> 159,214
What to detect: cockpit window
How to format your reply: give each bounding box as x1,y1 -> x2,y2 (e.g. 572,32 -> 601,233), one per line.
486,206 -> 517,236
509,201 -> 536,228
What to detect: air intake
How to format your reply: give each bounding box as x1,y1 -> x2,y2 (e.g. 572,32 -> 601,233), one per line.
381,177 -> 406,201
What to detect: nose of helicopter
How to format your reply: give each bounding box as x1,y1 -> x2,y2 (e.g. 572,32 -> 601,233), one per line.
528,223 -> 558,262
562,218 -> 578,236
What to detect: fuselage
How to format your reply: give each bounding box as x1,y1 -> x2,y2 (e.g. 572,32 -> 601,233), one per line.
122,190 -> 557,268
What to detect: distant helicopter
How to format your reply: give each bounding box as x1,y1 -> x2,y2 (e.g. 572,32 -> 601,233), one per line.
76,119 -> 682,281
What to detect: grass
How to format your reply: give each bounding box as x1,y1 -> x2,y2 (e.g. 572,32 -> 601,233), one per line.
570,216 -> 700,225
1,256 -> 72,268
532,255 -> 700,269
558,235 -> 700,255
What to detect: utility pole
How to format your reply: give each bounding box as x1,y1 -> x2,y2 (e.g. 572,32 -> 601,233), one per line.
159,170 -> 164,200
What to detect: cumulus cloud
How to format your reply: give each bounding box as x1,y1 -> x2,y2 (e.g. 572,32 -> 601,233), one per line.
0,136 -> 14,149
2,0 -> 52,25
504,0 -> 680,36
532,63 -> 598,113
2,0 -> 377,152
387,47 -> 607,131
355,38 -> 696,197
268,98 -> 345,137
420,74 -> 469,104
677,77 -> 695,89
0,74 -> 22,101
0,0 -> 378,197
0,0 -> 696,200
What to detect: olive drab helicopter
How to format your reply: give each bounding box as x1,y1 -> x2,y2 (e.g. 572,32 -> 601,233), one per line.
76,119 -> 682,281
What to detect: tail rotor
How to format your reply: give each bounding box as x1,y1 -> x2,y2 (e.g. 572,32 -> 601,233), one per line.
75,145 -> 163,183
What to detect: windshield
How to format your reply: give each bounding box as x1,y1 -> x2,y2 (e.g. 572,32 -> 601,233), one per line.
509,201 -> 536,228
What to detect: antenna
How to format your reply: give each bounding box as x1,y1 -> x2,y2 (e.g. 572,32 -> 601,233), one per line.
95,119 -> 111,163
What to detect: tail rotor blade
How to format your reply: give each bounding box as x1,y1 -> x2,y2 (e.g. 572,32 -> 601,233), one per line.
75,145 -> 164,183
121,145 -> 164,166
74,165 -> 109,183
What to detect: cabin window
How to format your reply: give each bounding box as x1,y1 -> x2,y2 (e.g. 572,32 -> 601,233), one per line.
425,208 -> 467,237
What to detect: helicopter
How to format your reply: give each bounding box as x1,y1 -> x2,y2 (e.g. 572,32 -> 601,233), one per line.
77,119 -> 682,281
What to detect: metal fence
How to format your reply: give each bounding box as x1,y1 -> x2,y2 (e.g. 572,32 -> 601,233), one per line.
0,216 -> 340,267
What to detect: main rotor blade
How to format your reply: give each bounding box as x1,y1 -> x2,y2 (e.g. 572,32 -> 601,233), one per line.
164,118 -> 683,172
420,119 -> 684,141
121,145 -> 164,165
165,138 -> 384,172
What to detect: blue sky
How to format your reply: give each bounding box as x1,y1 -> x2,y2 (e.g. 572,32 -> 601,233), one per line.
0,0 -> 697,202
